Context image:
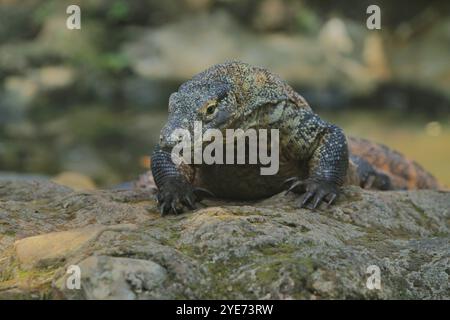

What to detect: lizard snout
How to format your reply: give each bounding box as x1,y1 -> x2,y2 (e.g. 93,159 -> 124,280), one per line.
159,125 -> 187,150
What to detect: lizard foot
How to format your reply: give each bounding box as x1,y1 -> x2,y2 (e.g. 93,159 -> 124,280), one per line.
284,177 -> 339,209
157,177 -> 214,215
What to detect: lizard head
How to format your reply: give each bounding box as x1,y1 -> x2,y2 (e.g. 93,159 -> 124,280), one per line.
159,73 -> 238,150
158,61 -> 310,150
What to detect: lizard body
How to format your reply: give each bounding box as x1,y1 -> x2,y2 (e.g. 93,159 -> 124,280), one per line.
151,61 -> 440,214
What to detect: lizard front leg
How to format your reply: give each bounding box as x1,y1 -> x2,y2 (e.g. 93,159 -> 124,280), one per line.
151,145 -> 212,215
284,111 -> 349,209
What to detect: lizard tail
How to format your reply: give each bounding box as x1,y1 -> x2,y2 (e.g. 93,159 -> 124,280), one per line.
347,136 -> 441,190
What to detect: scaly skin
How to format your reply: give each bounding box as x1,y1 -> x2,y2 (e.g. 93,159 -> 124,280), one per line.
348,137 -> 440,190
151,61 -> 440,215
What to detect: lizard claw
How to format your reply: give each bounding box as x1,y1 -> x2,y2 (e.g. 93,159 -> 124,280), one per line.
193,187 -> 215,200
285,180 -> 305,195
283,177 -> 300,186
283,177 -> 306,195
160,203 -> 167,216
182,194 -> 197,210
156,177 -> 199,215
299,190 -> 314,207
324,193 -> 337,206
285,177 -> 339,210
299,178 -> 339,209
171,203 -> 179,215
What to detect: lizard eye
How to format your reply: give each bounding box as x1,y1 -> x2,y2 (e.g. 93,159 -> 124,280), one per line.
206,104 -> 216,115
202,101 -> 218,119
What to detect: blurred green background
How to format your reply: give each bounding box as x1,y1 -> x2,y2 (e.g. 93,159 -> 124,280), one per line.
0,0 -> 449,189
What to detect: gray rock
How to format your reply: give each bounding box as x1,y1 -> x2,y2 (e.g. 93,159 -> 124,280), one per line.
58,256 -> 167,300
0,179 -> 448,299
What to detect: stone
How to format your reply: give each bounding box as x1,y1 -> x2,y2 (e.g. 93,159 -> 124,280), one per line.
52,171 -> 97,191
59,256 -> 167,300
0,179 -> 448,299
14,224 -> 136,270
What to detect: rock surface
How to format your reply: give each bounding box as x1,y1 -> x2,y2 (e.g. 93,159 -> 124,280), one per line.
0,179 -> 449,299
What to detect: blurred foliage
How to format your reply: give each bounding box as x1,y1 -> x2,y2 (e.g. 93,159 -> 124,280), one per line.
0,0 -> 449,186
107,1 -> 130,22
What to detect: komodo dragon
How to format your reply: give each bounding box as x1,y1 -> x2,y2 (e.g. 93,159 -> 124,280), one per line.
150,61 -> 440,215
